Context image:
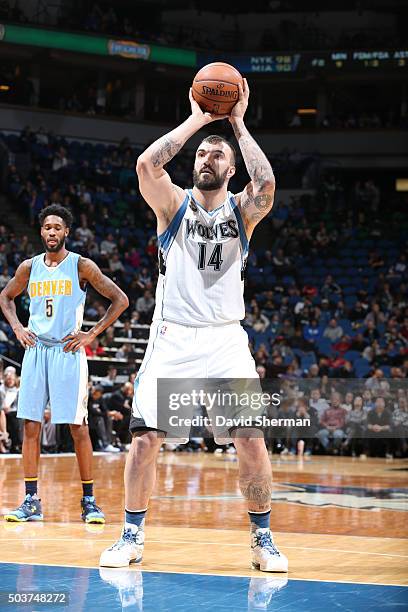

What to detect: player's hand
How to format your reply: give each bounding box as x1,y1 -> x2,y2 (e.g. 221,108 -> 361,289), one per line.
189,88 -> 229,124
229,78 -> 249,122
14,325 -> 36,349
62,330 -> 94,353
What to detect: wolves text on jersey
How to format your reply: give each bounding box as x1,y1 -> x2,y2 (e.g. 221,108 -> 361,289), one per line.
185,219 -> 239,241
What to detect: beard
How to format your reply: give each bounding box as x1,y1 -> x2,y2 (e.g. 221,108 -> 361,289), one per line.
41,237 -> 65,253
193,168 -> 229,191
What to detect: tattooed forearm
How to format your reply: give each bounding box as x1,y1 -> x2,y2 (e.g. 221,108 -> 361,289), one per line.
151,137 -> 183,168
240,475 -> 273,512
79,258 -> 129,336
231,120 -> 275,189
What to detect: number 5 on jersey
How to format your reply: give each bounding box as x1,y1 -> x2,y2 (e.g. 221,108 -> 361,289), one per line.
45,297 -> 53,318
197,243 -> 223,271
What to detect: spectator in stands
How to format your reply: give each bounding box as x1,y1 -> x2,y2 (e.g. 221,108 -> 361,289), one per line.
290,397 -> 318,456
100,326 -> 116,349
363,319 -> 380,343
276,399 -> 296,454
1,366 -> 20,453
272,249 -> 295,278
100,365 -> 118,388
121,320 -> 134,339
303,319 -> 321,345
364,303 -> 386,327
323,318 -> 344,343
88,385 -> 119,452
41,408 -> 57,453
341,392 -> 354,412
115,343 -> 133,360
321,275 -> 341,297
135,290 -> 155,324
343,395 -> 367,456
365,369 -> 390,396
309,388 -> 329,420
317,392 -> 347,453
392,395 -> 408,457
349,303 -> 367,323
0,266 -> 11,290
0,376 -> 9,453
104,381 -> 133,445
109,252 -> 125,281
366,397 -> 393,458
100,233 -> 117,255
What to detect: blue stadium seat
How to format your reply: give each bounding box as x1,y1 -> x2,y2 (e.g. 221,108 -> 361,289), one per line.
354,358 -> 371,377
343,350 -> 361,363
301,353 -> 317,370
316,338 -> 333,356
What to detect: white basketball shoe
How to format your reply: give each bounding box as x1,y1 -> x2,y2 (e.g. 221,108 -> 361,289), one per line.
100,527 -> 144,568
251,527 -> 288,572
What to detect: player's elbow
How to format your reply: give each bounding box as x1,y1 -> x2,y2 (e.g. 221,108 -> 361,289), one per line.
0,289 -> 8,310
260,176 -> 276,193
136,155 -> 152,177
118,292 -> 130,312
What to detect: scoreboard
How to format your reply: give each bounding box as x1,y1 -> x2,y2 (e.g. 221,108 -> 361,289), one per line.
198,49 -> 408,74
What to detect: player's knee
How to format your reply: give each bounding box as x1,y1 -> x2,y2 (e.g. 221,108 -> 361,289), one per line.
234,436 -> 266,460
130,431 -> 162,463
69,423 -> 89,442
23,420 -> 41,440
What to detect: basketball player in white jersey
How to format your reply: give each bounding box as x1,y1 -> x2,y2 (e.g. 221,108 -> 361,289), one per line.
100,80 -> 288,572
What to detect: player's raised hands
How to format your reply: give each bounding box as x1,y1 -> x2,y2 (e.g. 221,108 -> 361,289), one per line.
14,325 -> 36,349
229,78 -> 249,122
189,88 -> 229,125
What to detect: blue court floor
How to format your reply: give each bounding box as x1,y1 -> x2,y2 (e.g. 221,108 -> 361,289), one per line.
1,563 -> 407,612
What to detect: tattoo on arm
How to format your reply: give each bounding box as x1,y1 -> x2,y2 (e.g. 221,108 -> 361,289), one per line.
78,258 -> 129,337
151,137 -> 183,168
232,121 -> 275,227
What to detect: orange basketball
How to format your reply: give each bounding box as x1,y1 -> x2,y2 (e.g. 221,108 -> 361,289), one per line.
192,62 -> 243,115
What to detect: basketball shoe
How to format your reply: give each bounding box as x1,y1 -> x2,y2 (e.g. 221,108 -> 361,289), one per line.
99,568 -> 143,611
81,496 -> 105,524
4,494 -> 43,522
100,527 -> 145,567
251,527 -> 288,572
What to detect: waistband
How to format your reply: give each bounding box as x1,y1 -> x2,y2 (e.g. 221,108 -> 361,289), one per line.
158,318 -> 241,329
32,336 -> 64,348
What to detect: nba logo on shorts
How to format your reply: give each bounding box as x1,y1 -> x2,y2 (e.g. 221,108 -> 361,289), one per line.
160,325 -> 168,335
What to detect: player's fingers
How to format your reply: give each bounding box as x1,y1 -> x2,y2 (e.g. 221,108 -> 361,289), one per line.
23,334 -> 36,347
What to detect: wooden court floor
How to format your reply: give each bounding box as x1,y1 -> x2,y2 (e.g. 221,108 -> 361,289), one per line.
0,452 -> 407,586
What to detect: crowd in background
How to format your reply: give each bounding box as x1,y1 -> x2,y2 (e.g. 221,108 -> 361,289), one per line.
0,0 -> 404,53
0,126 -> 407,457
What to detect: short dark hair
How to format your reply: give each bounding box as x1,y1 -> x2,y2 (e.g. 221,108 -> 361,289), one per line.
199,135 -> 236,164
38,204 -> 73,228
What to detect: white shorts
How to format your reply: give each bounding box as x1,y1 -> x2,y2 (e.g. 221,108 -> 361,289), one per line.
131,319 -> 259,440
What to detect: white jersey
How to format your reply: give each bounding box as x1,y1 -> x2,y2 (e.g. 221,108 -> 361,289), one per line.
153,189 -> 249,326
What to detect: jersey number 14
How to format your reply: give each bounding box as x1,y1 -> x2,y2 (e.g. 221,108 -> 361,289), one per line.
197,243 -> 223,271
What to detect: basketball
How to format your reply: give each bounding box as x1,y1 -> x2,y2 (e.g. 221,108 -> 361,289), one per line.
192,62 -> 244,115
